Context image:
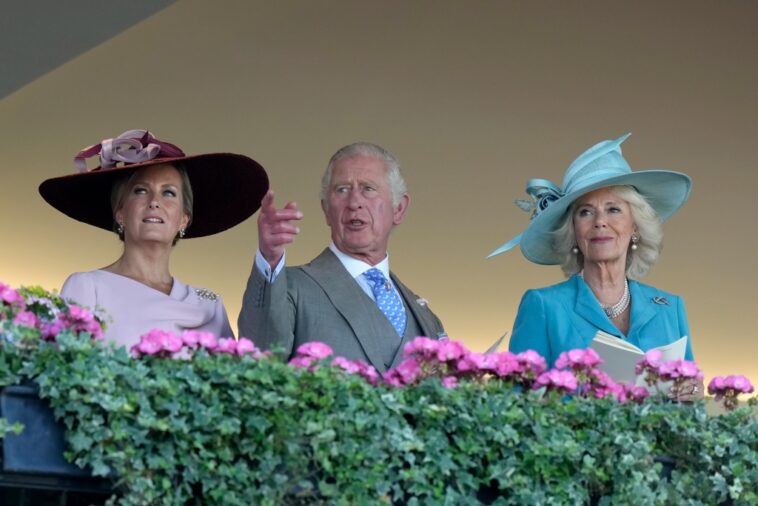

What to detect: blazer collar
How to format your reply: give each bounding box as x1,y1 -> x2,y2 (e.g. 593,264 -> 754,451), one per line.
572,275 -> 660,341
388,273 -> 446,366
626,280 -> 657,341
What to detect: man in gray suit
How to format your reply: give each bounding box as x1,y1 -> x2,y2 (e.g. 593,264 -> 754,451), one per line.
238,142 -> 446,373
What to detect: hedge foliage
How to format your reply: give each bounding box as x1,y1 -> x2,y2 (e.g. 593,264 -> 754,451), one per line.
1,333 -> 756,505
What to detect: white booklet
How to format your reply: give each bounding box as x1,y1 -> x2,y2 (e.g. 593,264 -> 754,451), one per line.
590,331 -> 687,389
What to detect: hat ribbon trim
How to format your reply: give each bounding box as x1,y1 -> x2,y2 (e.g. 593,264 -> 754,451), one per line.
73,129 -> 184,173
487,179 -> 563,258
523,178 -> 564,218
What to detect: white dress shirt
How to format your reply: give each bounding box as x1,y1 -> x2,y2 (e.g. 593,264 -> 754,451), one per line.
254,243 -> 398,302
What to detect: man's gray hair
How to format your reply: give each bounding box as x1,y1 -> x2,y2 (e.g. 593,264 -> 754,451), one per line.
320,142 -> 408,207
553,185 -> 663,279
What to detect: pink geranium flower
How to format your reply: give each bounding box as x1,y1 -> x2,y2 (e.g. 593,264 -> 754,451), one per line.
516,350 -> 547,372
331,356 -> 380,385
708,376 -> 725,392
40,319 -> 65,340
180,330 -> 206,349
396,357 -> 423,383
288,356 -> 316,369
131,329 -> 184,357
584,369 -> 619,399
403,336 -> 440,359
479,351 -> 508,373
435,340 -> 466,362
492,351 -> 520,377
618,385 -> 650,404
456,352 -> 487,373
709,375 -> 754,396
656,359 -> 704,382
295,342 -> 334,359
332,356 -> 361,374
132,329 -> 169,356
383,369 -> 405,388
163,333 -> 184,354
635,349 -> 664,376
197,332 -> 218,351
216,337 -> 238,354
677,360 -> 702,379
535,369 -> 578,394
235,337 -> 258,357
13,311 -> 39,328
724,375 -> 754,393
391,357 -> 423,386
356,361 -> 380,385
0,283 -> 25,309
441,376 -> 458,389
708,374 -> 754,411
555,348 -> 602,370
63,304 -> 104,340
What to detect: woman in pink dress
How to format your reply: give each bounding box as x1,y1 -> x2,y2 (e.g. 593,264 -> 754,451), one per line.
39,129 -> 268,349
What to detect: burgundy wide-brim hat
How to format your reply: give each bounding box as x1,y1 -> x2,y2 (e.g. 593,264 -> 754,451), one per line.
39,129 -> 269,238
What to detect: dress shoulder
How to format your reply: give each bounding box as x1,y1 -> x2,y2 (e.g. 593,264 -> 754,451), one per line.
62,270 -> 98,285
526,276 -> 576,297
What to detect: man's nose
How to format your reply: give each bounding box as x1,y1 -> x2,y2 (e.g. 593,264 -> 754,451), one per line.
347,189 -> 363,209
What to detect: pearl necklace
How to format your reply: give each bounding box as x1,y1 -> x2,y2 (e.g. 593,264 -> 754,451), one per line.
579,272 -> 630,319
601,277 -> 630,319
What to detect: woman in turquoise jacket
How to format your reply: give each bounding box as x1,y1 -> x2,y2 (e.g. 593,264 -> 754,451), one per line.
489,133 -> 701,400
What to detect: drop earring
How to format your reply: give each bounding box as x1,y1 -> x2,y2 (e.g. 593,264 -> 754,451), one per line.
630,234 -> 639,251
571,246 -> 579,254
116,223 -> 124,235
179,228 -> 186,238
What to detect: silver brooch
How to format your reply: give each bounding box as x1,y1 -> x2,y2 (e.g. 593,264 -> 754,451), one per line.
652,296 -> 669,305
195,288 -> 218,301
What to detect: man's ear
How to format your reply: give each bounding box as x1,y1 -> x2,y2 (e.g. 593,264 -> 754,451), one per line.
392,194 -> 410,225
321,200 -> 331,226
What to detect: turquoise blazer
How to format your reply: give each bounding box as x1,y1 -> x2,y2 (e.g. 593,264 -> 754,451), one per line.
508,275 -> 693,367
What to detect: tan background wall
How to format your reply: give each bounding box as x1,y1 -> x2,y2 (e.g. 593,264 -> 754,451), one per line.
1,1 -> 756,383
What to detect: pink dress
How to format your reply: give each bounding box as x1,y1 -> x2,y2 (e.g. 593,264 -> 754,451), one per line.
61,270 -> 234,349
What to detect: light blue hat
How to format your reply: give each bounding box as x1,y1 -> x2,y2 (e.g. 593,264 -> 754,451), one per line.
488,133 -> 692,265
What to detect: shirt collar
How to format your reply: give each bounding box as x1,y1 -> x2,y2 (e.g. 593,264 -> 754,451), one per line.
329,242 -> 390,279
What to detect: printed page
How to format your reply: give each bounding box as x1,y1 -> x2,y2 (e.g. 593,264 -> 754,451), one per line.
590,332 -> 687,386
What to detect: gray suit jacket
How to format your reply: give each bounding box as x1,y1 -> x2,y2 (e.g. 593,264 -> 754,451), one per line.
238,248 -> 446,372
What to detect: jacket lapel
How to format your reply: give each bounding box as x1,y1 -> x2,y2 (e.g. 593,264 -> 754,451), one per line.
301,249 -> 395,372
388,273 -> 445,368
391,273 -> 442,340
626,280 -> 658,343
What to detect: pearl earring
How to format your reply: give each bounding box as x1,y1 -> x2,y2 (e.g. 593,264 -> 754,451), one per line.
179,228 -> 186,239
571,246 -> 579,254
631,234 -> 639,251
116,223 -> 124,235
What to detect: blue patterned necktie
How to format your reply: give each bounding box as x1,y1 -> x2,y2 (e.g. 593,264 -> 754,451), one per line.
363,268 -> 407,338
